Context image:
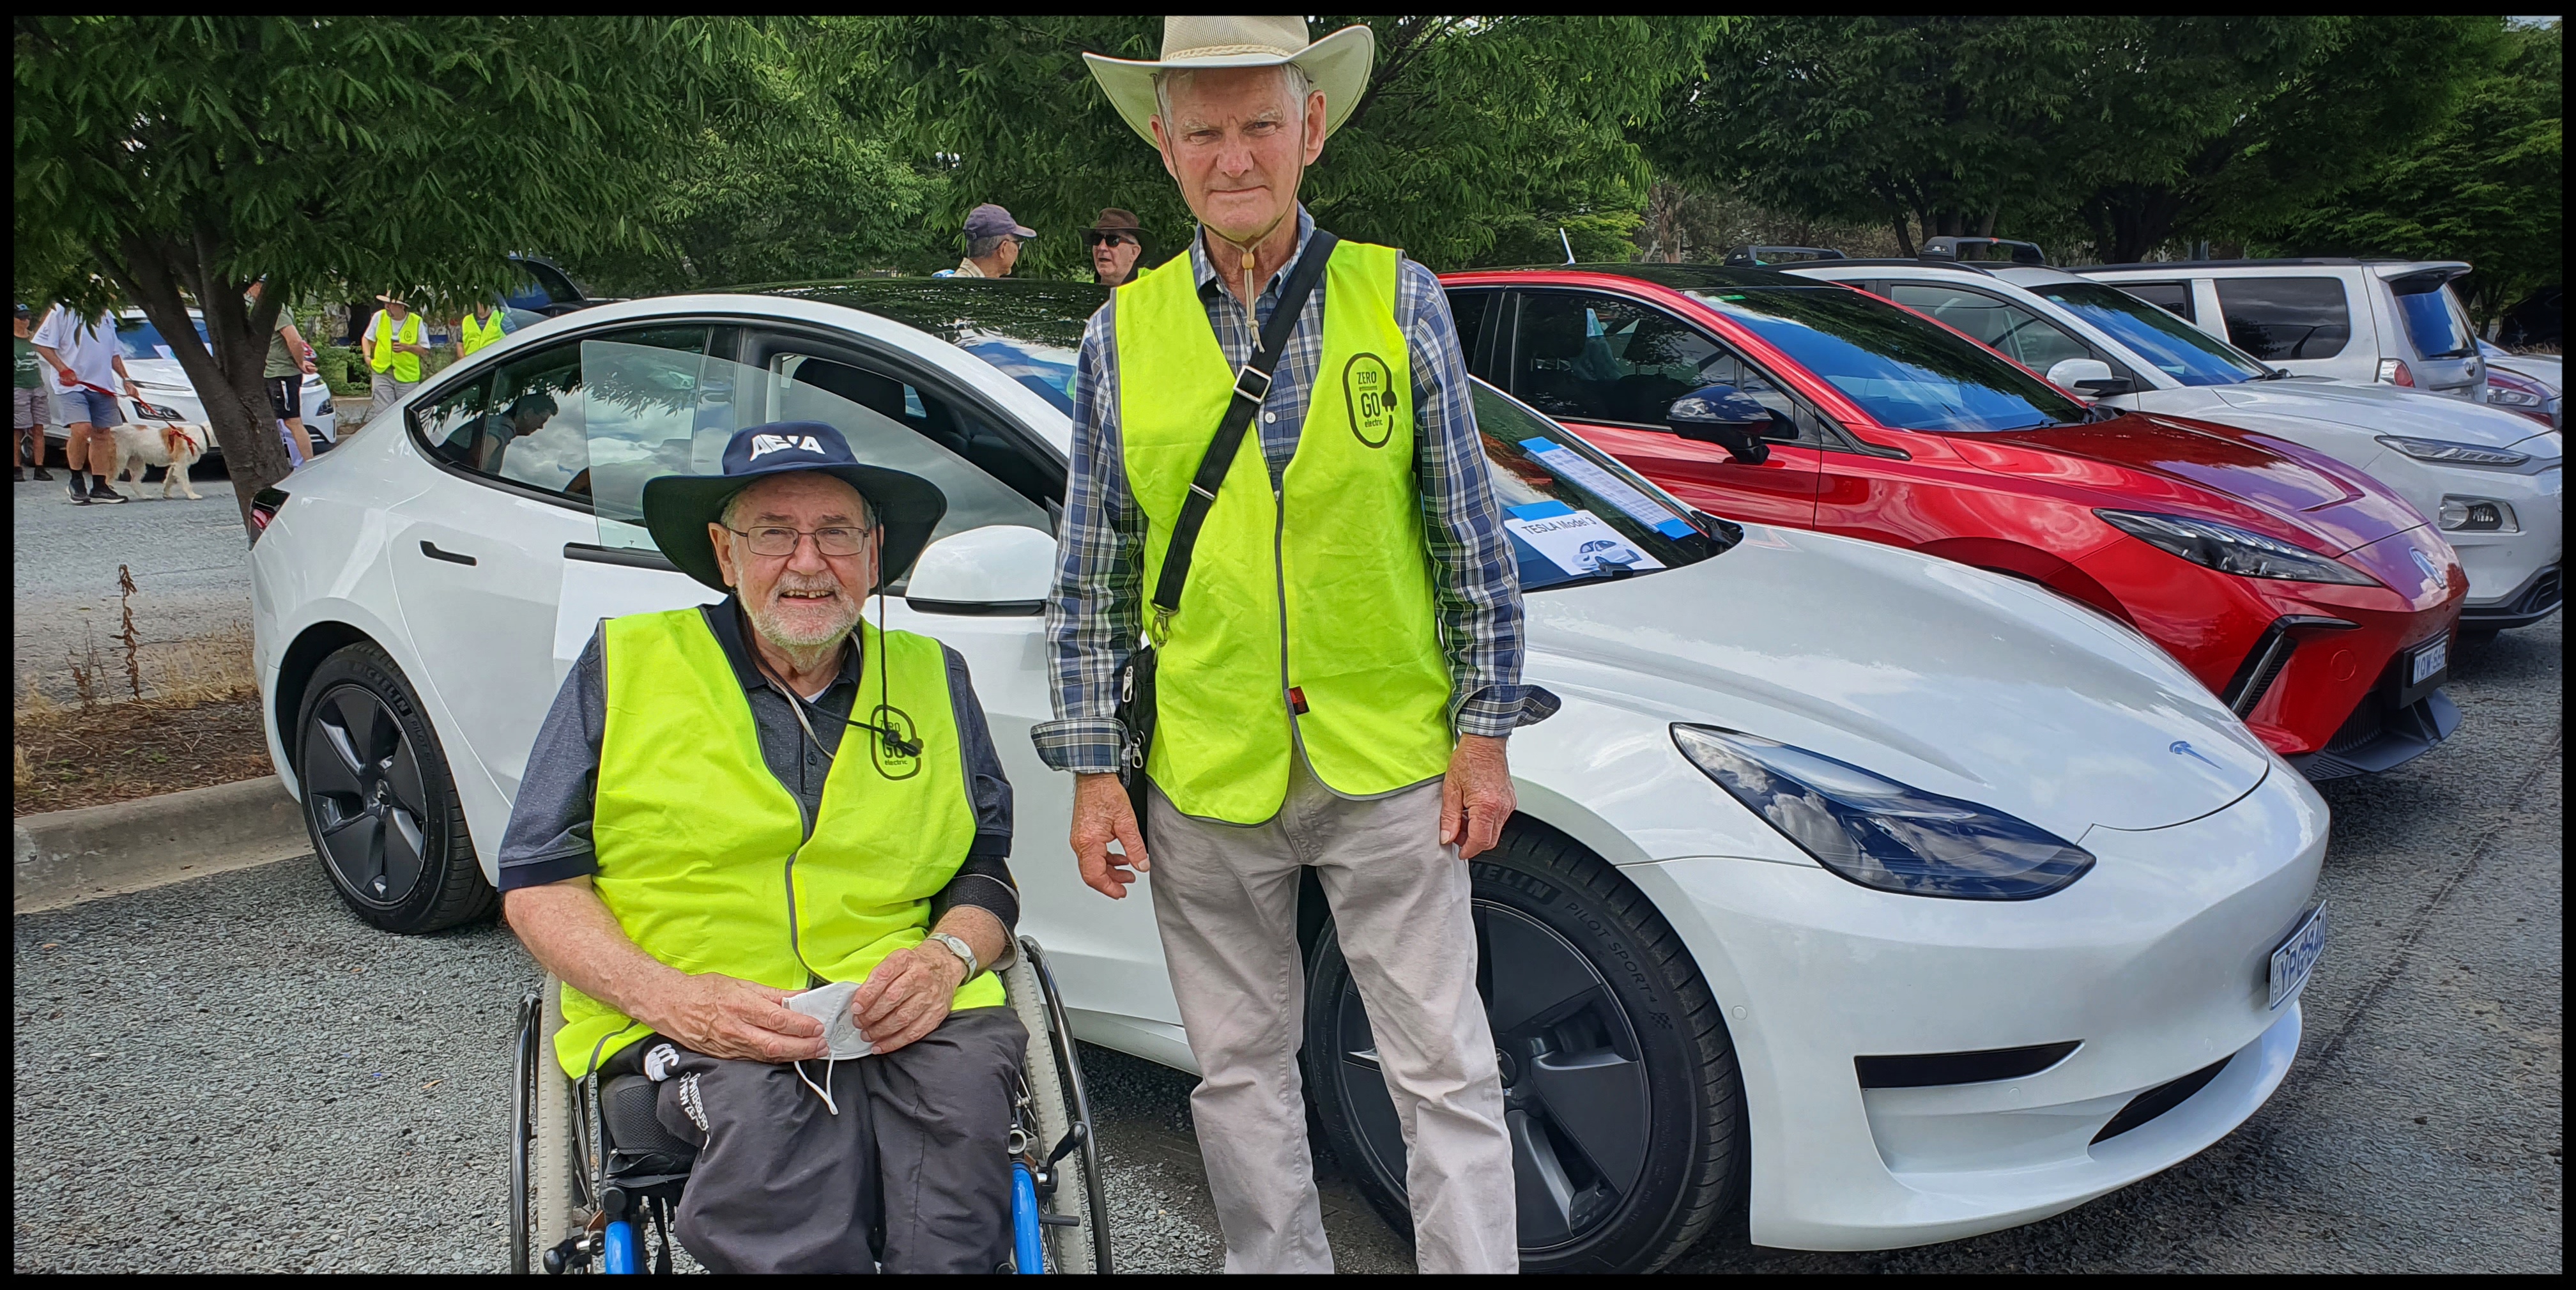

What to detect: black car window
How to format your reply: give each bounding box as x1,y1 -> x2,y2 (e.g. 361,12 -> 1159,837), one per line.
1511,291 -> 1832,444
1441,288 -> 1498,380
1469,380 -> 1731,590
1889,283 -> 2094,374
415,325 -> 712,500
2117,280 -> 2196,322
2215,277 -> 2352,361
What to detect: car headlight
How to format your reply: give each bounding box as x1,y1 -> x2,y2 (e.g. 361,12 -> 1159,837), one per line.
2485,383 -> 2547,410
2095,510 -> 2378,586
2439,496 -> 2519,532
2376,434 -> 2532,468
1670,725 -> 2094,900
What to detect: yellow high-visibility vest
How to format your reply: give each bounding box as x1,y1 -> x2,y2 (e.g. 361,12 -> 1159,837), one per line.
369,310 -> 424,382
459,310 -> 507,357
1114,238 -> 1453,825
556,609 -> 1000,1076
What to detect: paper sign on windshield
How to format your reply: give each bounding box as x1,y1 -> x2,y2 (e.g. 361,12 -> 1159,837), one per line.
1503,505 -> 1666,577
1519,438 -> 1696,538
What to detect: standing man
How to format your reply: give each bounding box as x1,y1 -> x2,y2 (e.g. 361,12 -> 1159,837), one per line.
1039,17 -> 1554,1274
14,303 -> 54,482
31,302 -> 142,504
363,292 -> 431,420
456,298 -> 515,362
933,204 -> 1036,279
247,280 -> 321,466
1085,208 -> 1148,288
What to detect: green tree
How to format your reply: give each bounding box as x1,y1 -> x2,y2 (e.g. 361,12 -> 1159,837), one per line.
2264,20 -> 2560,331
838,16 -> 1718,276
572,24 -> 946,295
14,17 -> 759,527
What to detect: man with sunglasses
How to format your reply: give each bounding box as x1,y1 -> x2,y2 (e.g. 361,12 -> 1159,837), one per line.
499,421 -> 1027,1272
1086,208 -> 1148,288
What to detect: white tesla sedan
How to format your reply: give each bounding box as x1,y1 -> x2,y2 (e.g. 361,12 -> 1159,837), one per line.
248,281 -> 2329,1270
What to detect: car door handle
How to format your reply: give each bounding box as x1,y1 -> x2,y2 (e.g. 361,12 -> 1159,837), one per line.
420,540 -> 478,567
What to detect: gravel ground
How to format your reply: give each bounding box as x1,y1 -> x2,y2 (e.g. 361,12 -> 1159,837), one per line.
11,617 -> 2559,1273
12,468 -> 255,703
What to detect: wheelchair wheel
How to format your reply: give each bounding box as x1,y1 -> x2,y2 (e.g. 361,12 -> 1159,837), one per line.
514,974 -> 595,1273
1003,937 -> 1112,1274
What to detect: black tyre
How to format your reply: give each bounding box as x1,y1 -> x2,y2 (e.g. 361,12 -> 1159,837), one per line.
1303,822 -> 1742,1273
294,642 -> 496,933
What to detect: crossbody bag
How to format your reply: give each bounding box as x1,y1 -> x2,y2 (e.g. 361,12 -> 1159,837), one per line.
1114,231 -> 1341,843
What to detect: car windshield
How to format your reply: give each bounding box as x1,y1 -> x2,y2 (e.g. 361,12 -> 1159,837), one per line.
1469,380 -> 1734,591
115,315 -> 210,362
1686,286 -> 2087,433
762,279 -> 1099,416
2028,280 -> 2268,386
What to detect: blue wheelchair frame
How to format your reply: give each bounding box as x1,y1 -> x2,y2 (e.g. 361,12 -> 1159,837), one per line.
512,936 -> 1109,1275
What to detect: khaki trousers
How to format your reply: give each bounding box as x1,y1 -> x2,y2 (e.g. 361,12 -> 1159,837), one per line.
1147,755 -> 1518,1274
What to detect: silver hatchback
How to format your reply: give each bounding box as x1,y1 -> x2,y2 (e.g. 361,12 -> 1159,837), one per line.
2074,259 -> 2490,402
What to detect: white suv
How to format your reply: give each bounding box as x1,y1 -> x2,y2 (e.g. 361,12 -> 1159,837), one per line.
2071,259 -> 2490,402
1786,257 -> 2564,634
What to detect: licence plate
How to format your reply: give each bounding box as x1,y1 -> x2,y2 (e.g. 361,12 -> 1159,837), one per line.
2268,903 -> 2327,1010
2409,635 -> 2449,687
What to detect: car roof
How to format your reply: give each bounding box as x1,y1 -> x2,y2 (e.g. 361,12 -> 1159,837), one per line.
2073,259 -> 2472,278
737,277 -> 1107,353
1446,263 -> 1830,293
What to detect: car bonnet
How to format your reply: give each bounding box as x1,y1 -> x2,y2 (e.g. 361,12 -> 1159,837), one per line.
2207,378 -> 2545,449
1949,412 -> 2427,557
1521,523 -> 2274,838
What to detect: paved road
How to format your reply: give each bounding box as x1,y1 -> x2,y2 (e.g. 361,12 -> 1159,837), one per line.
11,617 -> 2560,1273
12,468 -> 254,703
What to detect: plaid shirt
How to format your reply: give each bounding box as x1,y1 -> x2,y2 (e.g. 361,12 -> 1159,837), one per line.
1033,206 -> 1557,775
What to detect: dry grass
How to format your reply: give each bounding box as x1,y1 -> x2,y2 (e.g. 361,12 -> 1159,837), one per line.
13,622 -> 266,814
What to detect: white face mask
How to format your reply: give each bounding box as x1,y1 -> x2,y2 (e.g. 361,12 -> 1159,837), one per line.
785,980 -> 875,1114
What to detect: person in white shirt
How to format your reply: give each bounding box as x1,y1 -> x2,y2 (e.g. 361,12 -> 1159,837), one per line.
30,303 -> 142,505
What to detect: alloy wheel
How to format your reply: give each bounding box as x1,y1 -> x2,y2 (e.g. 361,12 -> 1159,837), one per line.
1328,900 -> 1653,1250
302,684 -> 433,909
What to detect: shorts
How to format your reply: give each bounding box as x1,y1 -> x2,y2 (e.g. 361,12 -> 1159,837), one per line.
52,386 -> 122,429
13,385 -> 44,433
266,375 -> 302,421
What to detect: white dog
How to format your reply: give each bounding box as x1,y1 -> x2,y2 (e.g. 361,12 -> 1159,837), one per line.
101,422 -> 209,500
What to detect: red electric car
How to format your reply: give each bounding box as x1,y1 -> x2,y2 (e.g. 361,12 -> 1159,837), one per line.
1441,265 -> 2467,778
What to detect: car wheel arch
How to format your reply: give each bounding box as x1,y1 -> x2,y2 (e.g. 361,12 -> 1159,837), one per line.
272,620 -> 381,785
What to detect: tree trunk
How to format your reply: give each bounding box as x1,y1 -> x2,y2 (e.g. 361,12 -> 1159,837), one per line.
1890,217 -> 1915,259
105,233 -> 296,536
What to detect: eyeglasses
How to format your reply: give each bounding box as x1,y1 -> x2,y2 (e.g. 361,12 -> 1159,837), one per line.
1085,232 -> 1137,248
726,524 -> 876,558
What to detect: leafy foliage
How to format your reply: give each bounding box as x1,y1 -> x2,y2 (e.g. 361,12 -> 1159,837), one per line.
840,17 -> 1718,275
13,16 -> 760,522
2264,20 -> 2561,330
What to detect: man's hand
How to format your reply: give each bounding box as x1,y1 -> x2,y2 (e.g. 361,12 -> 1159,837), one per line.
850,942 -> 967,1056
632,971 -> 825,1063
1439,733 -> 1515,860
1071,772 -> 1149,898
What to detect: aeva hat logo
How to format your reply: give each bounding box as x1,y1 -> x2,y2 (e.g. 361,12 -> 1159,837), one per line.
748,433 -> 827,461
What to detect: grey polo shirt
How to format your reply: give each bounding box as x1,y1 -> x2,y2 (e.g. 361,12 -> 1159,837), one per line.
496,599 -> 1019,939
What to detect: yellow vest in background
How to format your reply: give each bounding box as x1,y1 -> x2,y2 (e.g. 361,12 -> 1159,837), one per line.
459,310 -> 506,357
1114,238 -> 1454,825
369,310 -> 424,382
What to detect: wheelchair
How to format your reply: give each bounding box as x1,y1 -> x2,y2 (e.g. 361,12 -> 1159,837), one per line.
510,937 -> 1111,1274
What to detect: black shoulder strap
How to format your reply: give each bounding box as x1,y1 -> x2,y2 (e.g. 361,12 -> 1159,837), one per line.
1146,231 -> 1340,638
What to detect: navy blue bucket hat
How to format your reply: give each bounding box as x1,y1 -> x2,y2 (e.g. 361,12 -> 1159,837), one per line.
641,420 -> 947,595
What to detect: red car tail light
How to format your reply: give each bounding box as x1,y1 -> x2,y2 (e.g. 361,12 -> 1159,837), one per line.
249,486 -> 288,544
2376,358 -> 2416,387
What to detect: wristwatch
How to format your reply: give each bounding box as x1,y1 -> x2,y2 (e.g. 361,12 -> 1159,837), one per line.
926,931 -> 980,981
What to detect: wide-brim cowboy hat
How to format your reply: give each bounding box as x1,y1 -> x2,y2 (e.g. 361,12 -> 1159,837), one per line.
1085,17 -> 1376,149
641,420 -> 947,596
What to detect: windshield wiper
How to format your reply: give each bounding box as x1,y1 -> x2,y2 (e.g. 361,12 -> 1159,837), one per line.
2251,366 -> 2291,380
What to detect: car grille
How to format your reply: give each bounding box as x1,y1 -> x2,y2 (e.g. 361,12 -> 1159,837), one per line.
1854,1041 -> 2081,1089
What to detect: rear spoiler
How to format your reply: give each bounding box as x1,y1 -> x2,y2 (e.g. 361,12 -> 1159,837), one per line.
1722,246 -> 1849,267
1920,236 -> 2047,265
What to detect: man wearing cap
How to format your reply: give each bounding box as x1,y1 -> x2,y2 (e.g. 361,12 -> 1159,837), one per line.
1087,208 -> 1149,288
362,293 -> 432,420
934,203 -> 1036,279
499,421 -> 1029,1273
1038,16 -> 1554,1275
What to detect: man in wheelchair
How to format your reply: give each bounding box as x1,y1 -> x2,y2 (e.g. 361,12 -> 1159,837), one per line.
500,422 -> 1028,1273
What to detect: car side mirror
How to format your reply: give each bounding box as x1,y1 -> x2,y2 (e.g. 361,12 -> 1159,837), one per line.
903,524 -> 1054,615
1666,384 -> 1772,465
2045,357 -> 2135,399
